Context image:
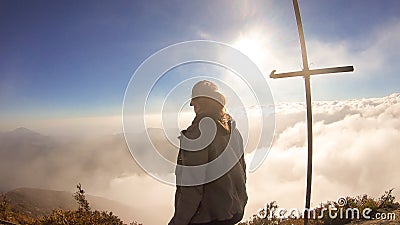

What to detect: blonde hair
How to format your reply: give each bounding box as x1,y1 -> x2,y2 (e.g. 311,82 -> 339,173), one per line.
192,97 -> 230,122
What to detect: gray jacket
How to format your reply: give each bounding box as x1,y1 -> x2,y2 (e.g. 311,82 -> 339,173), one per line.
169,113 -> 247,225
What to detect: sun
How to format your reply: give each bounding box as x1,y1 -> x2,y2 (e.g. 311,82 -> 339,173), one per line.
232,29 -> 270,71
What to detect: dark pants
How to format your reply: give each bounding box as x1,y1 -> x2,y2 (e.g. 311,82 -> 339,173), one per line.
189,213 -> 243,225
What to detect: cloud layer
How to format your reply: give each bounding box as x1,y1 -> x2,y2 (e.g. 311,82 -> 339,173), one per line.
245,93 -> 400,220
1,93 -> 399,224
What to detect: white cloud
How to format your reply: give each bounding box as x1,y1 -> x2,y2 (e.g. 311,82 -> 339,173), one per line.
242,93 -> 400,221
75,93 -> 400,224
2,94 -> 399,224
94,175 -> 175,225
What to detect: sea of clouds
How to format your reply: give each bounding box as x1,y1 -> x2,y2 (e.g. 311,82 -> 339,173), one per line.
1,93 -> 399,224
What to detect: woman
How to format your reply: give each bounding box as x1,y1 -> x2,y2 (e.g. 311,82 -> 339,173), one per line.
169,80 -> 247,225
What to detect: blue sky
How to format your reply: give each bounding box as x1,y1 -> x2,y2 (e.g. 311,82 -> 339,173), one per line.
1,0 -> 399,132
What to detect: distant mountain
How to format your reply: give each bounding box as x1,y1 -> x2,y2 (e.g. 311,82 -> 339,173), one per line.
9,127 -> 41,136
4,187 -> 139,223
0,127 -> 56,151
5,188 -> 76,218
0,126 -> 142,192
0,127 -> 44,141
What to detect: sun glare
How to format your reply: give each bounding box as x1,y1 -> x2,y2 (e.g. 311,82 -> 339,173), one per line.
232,29 -> 270,71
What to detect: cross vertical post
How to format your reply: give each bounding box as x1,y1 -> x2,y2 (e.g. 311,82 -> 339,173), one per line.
269,1 -> 354,225
293,0 -> 313,223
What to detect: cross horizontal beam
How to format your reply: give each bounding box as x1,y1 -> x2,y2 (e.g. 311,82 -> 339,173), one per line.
270,65 -> 354,79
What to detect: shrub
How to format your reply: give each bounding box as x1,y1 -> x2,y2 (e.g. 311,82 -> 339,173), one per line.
240,189 -> 399,225
0,184 -> 140,225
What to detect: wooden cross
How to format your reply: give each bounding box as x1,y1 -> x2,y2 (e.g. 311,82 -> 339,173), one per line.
269,1 -> 354,224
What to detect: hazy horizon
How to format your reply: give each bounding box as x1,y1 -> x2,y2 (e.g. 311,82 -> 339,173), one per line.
2,92 -> 399,137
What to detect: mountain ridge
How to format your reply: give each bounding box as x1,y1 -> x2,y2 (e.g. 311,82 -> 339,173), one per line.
3,187 -> 138,223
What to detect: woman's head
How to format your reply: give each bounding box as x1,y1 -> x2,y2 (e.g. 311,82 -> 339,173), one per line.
190,80 -> 226,116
